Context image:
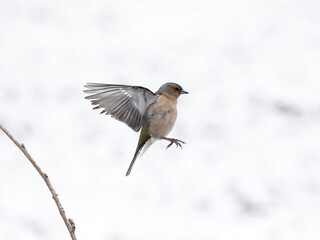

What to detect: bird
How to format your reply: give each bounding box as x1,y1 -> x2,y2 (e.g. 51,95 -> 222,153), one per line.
83,82 -> 188,176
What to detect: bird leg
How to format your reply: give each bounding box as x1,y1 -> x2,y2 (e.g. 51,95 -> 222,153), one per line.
161,137 -> 186,149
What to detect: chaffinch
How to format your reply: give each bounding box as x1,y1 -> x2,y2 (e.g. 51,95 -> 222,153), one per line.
84,82 -> 188,176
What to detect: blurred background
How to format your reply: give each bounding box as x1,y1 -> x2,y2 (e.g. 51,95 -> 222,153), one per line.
1,0 -> 320,239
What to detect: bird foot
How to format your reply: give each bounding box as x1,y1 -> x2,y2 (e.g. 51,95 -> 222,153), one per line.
162,137 -> 186,149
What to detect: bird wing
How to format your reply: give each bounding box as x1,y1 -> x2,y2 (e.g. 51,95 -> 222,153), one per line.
84,83 -> 157,132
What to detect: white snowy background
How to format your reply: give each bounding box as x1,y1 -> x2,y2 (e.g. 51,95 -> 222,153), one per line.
1,0 -> 320,239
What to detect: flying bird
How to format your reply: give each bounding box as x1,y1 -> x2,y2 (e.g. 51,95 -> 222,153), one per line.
84,82 -> 188,176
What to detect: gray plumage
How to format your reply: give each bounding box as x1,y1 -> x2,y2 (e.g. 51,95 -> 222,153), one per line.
84,83 -> 158,132
157,82 -> 181,95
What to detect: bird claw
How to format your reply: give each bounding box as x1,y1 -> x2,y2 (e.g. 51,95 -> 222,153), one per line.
166,138 -> 186,149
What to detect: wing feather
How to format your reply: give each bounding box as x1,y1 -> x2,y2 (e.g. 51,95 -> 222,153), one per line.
84,83 -> 157,132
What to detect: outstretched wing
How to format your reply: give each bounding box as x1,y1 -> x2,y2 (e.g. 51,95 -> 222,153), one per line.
84,83 -> 157,132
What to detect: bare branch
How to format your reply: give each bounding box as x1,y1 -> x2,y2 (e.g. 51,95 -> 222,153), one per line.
0,124 -> 77,240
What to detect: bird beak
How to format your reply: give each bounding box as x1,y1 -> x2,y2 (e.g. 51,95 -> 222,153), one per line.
180,89 -> 189,94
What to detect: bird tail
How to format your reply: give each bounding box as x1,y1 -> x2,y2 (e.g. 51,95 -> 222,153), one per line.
126,137 -> 151,176
140,138 -> 155,156
126,147 -> 141,176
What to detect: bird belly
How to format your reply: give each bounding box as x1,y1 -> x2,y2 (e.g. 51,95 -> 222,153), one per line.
148,95 -> 177,139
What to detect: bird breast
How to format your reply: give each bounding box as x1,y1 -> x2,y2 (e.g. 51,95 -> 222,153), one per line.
148,95 -> 178,139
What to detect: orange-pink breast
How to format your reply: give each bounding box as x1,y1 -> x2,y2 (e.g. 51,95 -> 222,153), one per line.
148,95 -> 178,139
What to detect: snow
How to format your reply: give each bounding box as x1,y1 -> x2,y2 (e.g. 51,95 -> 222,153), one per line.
1,0 -> 320,239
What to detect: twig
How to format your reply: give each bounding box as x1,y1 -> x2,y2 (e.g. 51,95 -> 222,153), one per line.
0,124 -> 77,240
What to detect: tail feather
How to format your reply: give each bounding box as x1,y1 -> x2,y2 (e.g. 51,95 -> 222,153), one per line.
126,137 -> 151,176
126,147 -> 142,176
126,118 -> 152,176
140,138 -> 155,157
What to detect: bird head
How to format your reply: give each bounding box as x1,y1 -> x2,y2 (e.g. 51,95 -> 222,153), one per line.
156,82 -> 188,98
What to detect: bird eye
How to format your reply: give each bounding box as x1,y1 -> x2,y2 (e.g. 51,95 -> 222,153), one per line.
175,87 -> 180,91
